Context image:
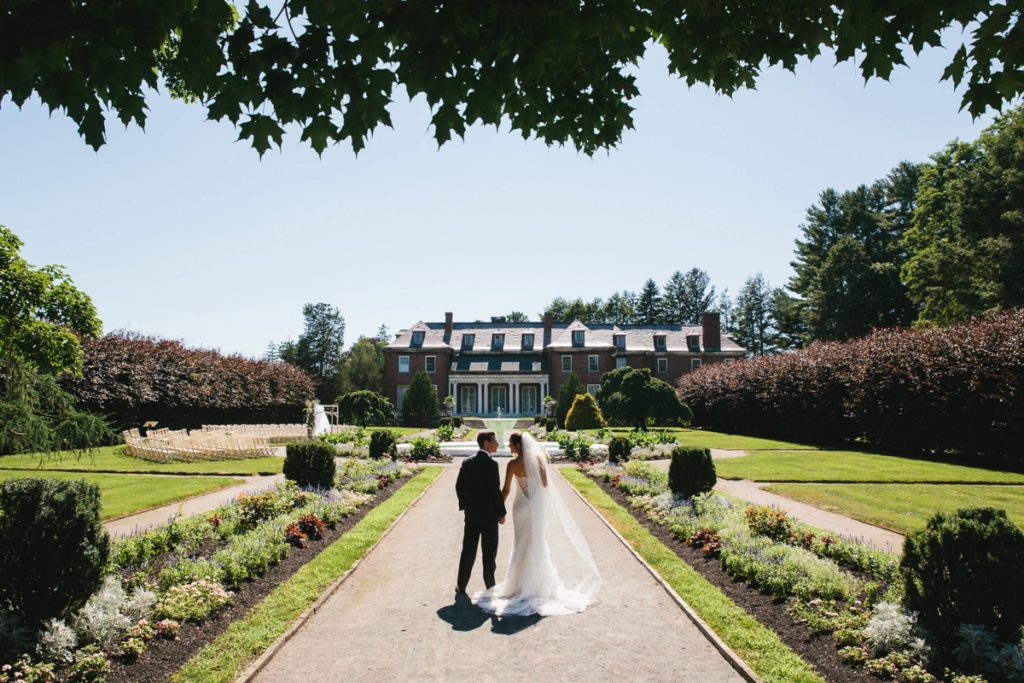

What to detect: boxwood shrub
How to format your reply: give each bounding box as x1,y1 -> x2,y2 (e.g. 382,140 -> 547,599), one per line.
283,442 -> 337,489
608,436 -> 631,464
667,447 -> 716,498
369,430 -> 397,459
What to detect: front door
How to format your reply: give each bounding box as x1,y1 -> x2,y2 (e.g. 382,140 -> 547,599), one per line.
489,385 -> 508,414
460,386 -> 477,414
520,385 -> 538,414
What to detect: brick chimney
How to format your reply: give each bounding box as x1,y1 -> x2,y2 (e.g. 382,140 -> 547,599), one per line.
701,312 -> 721,352
443,312 -> 453,343
543,312 -> 553,346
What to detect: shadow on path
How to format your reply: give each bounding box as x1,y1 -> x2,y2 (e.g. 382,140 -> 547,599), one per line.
436,594 -> 542,635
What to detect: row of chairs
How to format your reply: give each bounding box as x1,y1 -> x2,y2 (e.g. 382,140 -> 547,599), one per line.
122,428 -> 274,462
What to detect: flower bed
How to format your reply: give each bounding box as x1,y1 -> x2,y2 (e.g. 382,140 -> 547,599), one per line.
579,462 -> 1019,683
2,460 -> 421,683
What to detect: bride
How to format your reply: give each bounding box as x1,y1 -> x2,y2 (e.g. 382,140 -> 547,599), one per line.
472,432 -> 601,616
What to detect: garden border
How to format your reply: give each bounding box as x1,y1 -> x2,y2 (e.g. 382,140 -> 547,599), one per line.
232,466 -> 445,682
560,467 -> 761,683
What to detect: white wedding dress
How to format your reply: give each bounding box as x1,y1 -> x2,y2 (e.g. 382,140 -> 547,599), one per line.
473,434 -> 601,616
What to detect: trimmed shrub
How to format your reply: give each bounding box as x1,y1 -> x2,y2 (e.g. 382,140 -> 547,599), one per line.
667,447 -> 716,498
283,442 -> 337,488
335,390 -> 396,427
901,507 -> 1024,651
678,309 -> 1024,460
565,393 -> 608,430
401,371 -> 439,427
0,479 -> 110,627
545,418 -> 557,432
369,430 -> 397,459
452,416 -> 463,428
608,436 -> 631,464
556,373 -> 585,428
438,417 -> 453,428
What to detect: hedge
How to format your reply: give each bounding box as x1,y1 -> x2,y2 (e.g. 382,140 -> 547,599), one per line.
61,333 -> 316,429
677,309 -> 1024,460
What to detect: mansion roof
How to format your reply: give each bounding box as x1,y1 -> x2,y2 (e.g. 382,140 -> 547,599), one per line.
386,320 -> 745,354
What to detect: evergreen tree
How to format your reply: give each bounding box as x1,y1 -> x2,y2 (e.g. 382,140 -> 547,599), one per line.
662,271 -> 688,324
636,279 -> 664,324
603,290 -> 638,325
673,268 -> 717,324
292,303 -> 346,402
595,367 -> 690,430
401,371 -> 439,427
555,373 -> 585,428
717,290 -> 735,333
376,324 -> 391,342
336,337 -> 385,396
733,274 -> 777,356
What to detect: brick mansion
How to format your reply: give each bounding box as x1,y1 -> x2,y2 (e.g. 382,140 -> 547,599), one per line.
383,312 -> 745,417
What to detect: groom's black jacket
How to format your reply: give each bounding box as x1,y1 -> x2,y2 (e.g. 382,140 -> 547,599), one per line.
456,450 -> 506,521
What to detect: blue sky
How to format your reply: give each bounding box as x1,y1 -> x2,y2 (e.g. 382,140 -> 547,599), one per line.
1,35 -> 998,357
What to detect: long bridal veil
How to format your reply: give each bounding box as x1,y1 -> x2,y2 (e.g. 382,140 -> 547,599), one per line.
473,433 -> 601,616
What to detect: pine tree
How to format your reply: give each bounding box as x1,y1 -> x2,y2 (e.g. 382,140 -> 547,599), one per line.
733,274 -> 776,356
556,373 -> 585,428
401,371 -> 439,427
636,279 -> 663,324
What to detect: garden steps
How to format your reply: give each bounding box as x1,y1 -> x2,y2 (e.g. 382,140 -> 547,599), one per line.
103,473 -> 285,539
248,465 -> 747,683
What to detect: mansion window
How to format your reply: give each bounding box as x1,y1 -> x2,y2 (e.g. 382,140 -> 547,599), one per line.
614,334 -> 626,350
561,355 -> 572,372
687,335 -> 700,352
654,335 -> 667,351
399,355 -> 410,373
521,333 -> 534,351
691,358 -> 703,370
657,358 -> 668,374
491,333 -> 505,351
425,356 -> 436,373
616,357 -> 627,369
588,355 -> 599,373
411,330 -> 425,347
572,330 -> 585,347
462,334 -> 475,350
586,384 -> 600,395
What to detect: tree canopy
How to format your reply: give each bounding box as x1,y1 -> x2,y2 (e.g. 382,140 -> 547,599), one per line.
278,302 -> 345,401
3,1 -> 1020,156
596,366 -> 691,430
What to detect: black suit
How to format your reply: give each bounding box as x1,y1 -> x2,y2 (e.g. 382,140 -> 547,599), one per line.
455,450 -> 507,592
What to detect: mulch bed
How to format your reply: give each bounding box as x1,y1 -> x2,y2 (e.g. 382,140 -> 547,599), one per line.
104,475 -> 413,683
594,478 -> 877,683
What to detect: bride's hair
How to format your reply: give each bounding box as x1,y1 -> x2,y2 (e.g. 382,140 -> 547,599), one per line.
508,432 -> 522,453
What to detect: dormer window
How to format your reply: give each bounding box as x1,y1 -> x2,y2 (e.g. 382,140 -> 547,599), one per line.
411,331 -> 425,347
461,334 -> 475,350
614,334 -> 626,350
522,333 -> 534,351
491,334 -> 505,351
572,330 -> 585,347
687,335 -> 700,352
654,335 -> 667,351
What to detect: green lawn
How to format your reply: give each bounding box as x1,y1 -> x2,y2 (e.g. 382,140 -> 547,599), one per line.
0,446 -> 284,475
764,483 -> 1024,535
715,450 -> 1024,483
562,469 -> 822,683
0,470 -> 242,520
581,428 -> 818,451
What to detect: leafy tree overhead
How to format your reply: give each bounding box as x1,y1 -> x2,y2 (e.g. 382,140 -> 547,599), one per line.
336,336 -> 385,396
555,373 -> 585,429
401,370 -> 439,427
596,367 -> 691,430
336,390 -> 396,427
4,2 -> 1019,155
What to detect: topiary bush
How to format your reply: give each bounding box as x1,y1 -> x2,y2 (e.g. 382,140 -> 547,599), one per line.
369,430 -> 397,459
545,418 -> 556,432
438,417 -> 453,428
283,441 -> 337,488
565,393 -> 608,431
667,447 -> 716,498
608,436 -> 631,464
555,373 -> 585,428
0,479 -> 110,628
452,416 -> 463,428
901,507 -> 1024,652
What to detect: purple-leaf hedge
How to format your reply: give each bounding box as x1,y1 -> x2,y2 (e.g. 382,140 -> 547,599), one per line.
678,309 -> 1024,460
61,332 -> 315,429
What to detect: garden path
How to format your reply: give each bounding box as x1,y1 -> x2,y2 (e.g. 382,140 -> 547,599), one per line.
246,464 -> 748,683
103,473 -> 284,539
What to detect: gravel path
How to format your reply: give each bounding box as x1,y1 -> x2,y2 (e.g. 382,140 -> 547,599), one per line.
103,473 -> 284,539
248,465 -> 747,683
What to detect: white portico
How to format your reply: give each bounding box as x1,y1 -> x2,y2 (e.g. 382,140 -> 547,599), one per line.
449,373 -> 548,417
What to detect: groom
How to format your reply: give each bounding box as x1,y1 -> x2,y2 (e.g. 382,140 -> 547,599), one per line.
455,430 -> 506,595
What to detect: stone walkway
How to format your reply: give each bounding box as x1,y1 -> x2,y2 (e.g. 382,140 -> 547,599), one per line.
248,465 -> 746,683
103,474 -> 284,539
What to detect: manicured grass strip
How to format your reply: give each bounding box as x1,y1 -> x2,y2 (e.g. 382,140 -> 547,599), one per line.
0,446 -> 283,475
581,428 -> 818,451
562,469 -> 823,683
765,483 -> 1024,535
171,466 -> 444,683
0,470 -> 242,520
715,450 -> 1024,483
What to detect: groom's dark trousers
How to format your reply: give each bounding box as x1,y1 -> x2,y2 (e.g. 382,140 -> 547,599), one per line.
455,450 -> 507,592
